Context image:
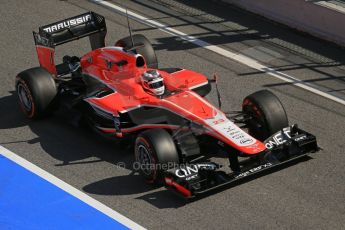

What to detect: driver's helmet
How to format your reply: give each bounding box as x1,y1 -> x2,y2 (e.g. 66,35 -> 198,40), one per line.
141,70 -> 165,96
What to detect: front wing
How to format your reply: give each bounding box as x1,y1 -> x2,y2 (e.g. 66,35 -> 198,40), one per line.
164,125 -> 319,199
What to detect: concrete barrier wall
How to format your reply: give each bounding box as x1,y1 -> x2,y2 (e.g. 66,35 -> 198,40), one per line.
222,0 -> 345,47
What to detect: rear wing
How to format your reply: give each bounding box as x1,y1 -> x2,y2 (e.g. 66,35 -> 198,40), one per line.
33,12 -> 107,75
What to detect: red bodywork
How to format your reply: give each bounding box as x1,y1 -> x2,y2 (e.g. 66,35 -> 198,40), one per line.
78,47 -> 266,155
35,46 -> 57,75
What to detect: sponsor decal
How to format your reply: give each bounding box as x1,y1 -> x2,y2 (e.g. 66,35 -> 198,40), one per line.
264,128 -> 291,150
240,138 -> 254,145
175,165 -> 198,180
294,135 -> 307,142
42,14 -> 92,33
197,163 -> 218,170
213,118 -> 225,125
264,126 -> 307,150
174,163 -> 218,180
34,33 -> 51,46
235,163 -> 273,179
205,114 -> 255,147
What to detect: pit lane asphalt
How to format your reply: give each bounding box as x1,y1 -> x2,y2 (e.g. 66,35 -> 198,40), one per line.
1,0 -> 345,229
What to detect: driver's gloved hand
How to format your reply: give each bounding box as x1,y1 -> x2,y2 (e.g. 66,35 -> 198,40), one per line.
69,56 -> 81,73
62,55 -> 72,64
70,56 -> 80,63
62,55 -> 80,73
69,62 -> 80,73
63,55 -> 80,64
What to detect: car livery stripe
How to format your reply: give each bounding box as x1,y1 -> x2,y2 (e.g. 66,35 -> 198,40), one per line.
170,69 -> 185,75
188,81 -> 209,90
85,97 -> 117,115
96,124 -> 180,133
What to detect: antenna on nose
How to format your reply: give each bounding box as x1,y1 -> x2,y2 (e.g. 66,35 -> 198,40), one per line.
212,73 -> 222,110
126,9 -> 134,48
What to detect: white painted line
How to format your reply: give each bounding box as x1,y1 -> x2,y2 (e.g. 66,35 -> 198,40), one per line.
91,0 -> 345,106
0,145 -> 146,230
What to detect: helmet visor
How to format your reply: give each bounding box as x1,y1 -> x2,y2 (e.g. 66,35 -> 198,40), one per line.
148,81 -> 163,89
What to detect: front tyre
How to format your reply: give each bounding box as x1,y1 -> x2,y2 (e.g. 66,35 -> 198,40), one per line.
134,129 -> 179,184
15,67 -> 57,119
243,90 -> 288,141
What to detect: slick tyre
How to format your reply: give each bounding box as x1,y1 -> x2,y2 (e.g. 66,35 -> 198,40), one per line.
116,34 -> 158,68
135,129 -> 179,184
15,67 -> 57,119
242,90 -> 288,141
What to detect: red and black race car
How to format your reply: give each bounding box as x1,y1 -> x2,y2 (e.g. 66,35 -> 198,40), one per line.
16,12 -> 319,199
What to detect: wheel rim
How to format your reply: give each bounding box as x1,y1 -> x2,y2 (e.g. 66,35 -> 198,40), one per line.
17,83 -> 32,112
137,144 -> 154,176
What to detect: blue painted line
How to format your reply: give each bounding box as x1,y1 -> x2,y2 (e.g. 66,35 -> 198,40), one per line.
0,154 -> 128,230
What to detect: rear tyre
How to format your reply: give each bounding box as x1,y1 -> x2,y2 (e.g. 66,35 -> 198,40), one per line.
15,67 -> 57,119
115,34 -> 158,69
134,129 -> 179,184
242,90 -> 288,141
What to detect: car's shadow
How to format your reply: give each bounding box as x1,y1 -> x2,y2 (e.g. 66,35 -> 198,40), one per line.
0,91 -> 28,130
0,91 -> 186,208
0,92 -> 130,165
83,173 -> 186,208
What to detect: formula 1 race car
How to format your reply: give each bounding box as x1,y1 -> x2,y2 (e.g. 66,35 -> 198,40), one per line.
16,12 -> 319,199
